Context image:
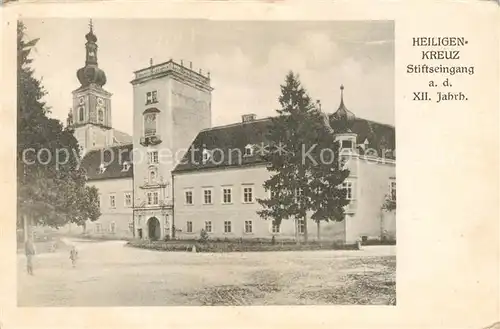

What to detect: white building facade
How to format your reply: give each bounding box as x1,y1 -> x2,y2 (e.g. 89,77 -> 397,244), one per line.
70,23 -> 395,244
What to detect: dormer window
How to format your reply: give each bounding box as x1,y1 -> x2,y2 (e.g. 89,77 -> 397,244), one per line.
99,163 -> 106,174
122,161 -> 131,172
146,91 -> 158,105
202,149 -> 211,164
244,144 -> 254,157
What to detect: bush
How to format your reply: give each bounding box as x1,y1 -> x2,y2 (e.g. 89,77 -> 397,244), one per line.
361,238 -> 396,246
127,239 -> 361,253
199,229 -> 209,243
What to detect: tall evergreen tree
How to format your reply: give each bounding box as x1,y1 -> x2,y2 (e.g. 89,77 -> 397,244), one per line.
17,21 -> 100,234
308,113 -> 351,240
258,72 -> 349,243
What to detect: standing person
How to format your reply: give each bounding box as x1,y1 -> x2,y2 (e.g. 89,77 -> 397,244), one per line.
69,245 -> 78,268
24,238 -> 36,275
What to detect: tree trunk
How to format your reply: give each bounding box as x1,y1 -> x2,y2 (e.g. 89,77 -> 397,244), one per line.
303,215 -> 308,243
23,214 -> 29,243
295,218 -> 300,245
317,221 -> 321,241
83,221 -> 87,234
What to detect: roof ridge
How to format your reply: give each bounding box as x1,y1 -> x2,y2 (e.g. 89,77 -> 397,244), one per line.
84,143 -> 133,155
201,117 -> 272,132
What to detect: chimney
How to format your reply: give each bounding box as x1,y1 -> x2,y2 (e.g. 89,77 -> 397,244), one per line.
242,114 -> 256,123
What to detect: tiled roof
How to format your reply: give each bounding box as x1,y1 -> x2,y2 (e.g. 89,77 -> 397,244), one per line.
172,115 -> 395,173
112,129 -> 133,145
81,144 -> 134,181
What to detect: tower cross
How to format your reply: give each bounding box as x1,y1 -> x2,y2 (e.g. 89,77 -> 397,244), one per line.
89,19 -> 93,32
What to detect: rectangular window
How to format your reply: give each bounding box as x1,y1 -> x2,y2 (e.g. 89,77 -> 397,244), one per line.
124,192 -> 132,207
146,90 -> 158,105
390,181 -> 396,201
298,219 -> 305,234
272,220 -> 280,234
148,151 -> 159,164
242,186 -> 254,203
244,220 -> 253,234
109,194 -> 116,208
186,221 -> 193,233
224,221 -> 232,233
147,191 -> 159,205
95,223 -> 102,233
205,221 -> 212,233
185,190 -> 193,205
341,140 -> 353,149
203,188 -> 213,205
342,181 -> 353,200
222,188 -> 232,204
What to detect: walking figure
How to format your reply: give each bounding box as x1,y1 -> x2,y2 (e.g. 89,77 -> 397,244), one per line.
25,239 -> 36,275
69,246 -> 78,268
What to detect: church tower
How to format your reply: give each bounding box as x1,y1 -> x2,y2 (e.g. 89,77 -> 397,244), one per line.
70,20 -> 113,154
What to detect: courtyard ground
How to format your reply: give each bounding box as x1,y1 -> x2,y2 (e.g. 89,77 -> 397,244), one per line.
17,239 -> 396,306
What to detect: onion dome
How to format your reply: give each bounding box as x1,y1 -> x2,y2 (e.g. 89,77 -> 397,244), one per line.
85,29 -> 97,43
76,19 -> 107,88
331,85 -> 356,132
77,66 -> 107,87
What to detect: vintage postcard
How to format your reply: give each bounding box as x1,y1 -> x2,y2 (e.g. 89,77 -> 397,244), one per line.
0,1 -> 498,329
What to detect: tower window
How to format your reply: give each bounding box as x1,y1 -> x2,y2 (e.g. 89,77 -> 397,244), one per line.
98,109 -> 104,123
146,91 -> 158,105
144,113 -> 157,137
148,151 -> 159,164
149,169 -> 157,184
147,191 -> 159,205
78,106 -> 84,122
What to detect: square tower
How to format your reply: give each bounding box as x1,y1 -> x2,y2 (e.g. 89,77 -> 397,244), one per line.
130,59 -> 213,240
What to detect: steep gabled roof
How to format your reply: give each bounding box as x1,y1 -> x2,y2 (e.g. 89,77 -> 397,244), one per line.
172,115 -> 395,174
81,144 -> 133,181
173,119 -> 272,173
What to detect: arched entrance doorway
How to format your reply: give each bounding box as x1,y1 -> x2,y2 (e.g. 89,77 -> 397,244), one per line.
147,217 -> 161,241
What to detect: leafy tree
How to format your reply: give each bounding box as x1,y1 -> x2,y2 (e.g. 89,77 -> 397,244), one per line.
17,21 -> 100,234
382,195 -> 396,212
257,72 -> 349,243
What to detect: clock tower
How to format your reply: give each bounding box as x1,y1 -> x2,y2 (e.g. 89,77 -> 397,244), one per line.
69,20 -> 113,154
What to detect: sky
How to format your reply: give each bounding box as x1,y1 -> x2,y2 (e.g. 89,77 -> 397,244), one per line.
24,19 -> 394,135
